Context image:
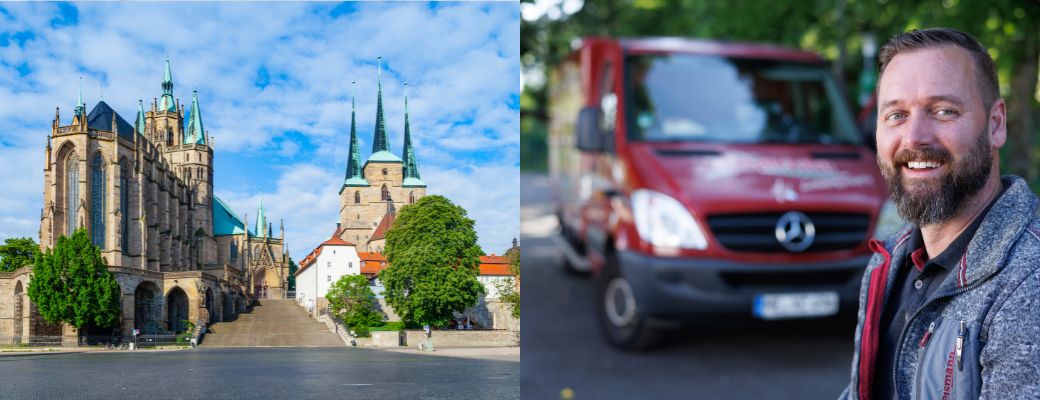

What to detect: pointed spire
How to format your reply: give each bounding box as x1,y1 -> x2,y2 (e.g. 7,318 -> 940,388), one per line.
372,57 -> 389,154
160,59 -> 175,112
343,81 -> 368,187
184,90 -> 205,144
136,100 -> 146,135
255,195 -> 267,238
74,77 -> 85,118
401,83 -> 425,187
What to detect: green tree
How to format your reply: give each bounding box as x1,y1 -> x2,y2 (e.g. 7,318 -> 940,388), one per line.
327,274 -> 381,337
0,237 -> 40,272
497,248 -> 521,319
287,258 -> 298,291
379,195 -> 485,327
27,228 -> 123,331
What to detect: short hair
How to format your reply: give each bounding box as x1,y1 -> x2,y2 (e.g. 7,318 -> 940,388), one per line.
878,28 -> 1000,109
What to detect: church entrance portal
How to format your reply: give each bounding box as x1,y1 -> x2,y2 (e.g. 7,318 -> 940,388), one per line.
166,287 -> 189,333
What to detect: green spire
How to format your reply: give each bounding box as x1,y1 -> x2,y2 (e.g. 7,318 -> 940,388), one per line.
184,90 -> 205,144
402,83 -> 425,188
136,99 -> 146,135
74,77 -> 85,118
160,59 -> 175,112
371,57 -> 389,154
344,81 -> 369,187
255,195 -> 267,238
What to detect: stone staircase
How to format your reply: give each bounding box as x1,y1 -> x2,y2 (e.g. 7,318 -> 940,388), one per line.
202,299 -> 344,347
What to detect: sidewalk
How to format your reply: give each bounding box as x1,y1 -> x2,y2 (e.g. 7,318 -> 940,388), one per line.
0,346 -> 187,357
380,346 -> 520,362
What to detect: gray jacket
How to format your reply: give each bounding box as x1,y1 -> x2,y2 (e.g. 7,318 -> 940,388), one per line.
840,176 -> 1040,400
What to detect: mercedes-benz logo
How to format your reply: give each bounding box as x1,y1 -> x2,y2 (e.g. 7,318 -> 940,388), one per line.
775,211 -> 815,252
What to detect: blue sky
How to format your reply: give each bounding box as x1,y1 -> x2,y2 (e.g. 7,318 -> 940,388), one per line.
0,2 -> 520,261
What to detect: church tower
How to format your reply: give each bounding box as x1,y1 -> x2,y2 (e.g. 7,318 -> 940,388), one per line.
145,59 -> 184,153
142,60 -> 215,264
337,58 -> 426,251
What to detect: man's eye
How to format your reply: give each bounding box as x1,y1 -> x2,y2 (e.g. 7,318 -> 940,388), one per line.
936,109 -> 958,117
885,112 -> 906,122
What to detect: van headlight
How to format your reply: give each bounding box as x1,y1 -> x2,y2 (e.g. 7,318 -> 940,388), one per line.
874,199 -> 906,240
631,189 -> 708,250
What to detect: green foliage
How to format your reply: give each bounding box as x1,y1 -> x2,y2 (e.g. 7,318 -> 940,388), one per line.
497,249 -> 521,319
0,237 -> 40,272
287,258 -> 298,290
379,195 -> 485,327
327,274 -> 381,337
27,228 -> 123,330
368,321 -> 407,332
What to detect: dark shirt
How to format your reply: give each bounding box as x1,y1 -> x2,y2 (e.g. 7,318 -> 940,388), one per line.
872,197 -> 998,399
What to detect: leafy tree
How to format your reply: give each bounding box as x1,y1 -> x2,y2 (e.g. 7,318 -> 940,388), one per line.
379,195 -> 485,327
287,258 -> 298,291
0,237 -> 40,272
327,274 -> 381,337
27,228 -> 122,331
497,248 -> 521,319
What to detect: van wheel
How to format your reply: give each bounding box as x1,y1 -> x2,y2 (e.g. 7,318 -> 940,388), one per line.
597,252 -> 662,350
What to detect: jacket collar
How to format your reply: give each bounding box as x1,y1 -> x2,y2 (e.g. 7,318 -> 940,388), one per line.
880,176 -> 1038,293
960,176 -> 1038,286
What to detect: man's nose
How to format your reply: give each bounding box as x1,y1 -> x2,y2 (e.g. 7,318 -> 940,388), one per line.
901,112 -> 937,150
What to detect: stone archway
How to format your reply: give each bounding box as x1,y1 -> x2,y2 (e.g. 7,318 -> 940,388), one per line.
223,292 -> 234,321
12,281 -> 24,343
166,287 -> 189,333
204,288 -> 214,324
134,282 -> 162,334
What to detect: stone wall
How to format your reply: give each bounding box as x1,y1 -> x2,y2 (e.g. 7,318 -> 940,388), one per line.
403,330 -> 519,348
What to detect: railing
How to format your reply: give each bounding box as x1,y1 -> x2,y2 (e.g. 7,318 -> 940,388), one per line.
0,334 -> 188,348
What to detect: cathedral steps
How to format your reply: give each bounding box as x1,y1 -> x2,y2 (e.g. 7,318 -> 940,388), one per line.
201,299 -> 343,347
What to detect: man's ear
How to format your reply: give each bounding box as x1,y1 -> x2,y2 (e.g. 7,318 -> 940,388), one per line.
989,98 -> 1007,148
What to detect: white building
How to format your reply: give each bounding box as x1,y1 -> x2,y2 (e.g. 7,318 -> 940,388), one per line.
295,227 -> 361,313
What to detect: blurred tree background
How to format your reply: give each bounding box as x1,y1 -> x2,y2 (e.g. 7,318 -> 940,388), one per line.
520,0 -> 1040,187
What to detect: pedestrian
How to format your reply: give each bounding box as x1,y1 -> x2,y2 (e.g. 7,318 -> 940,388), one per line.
839,27 -> 1040,399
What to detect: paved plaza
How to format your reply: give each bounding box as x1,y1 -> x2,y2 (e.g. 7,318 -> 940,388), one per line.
0,347 -> 519,399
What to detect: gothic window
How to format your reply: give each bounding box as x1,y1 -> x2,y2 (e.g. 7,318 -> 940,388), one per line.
354,191 -> 360,204
409,191 -> 415,204
230,240 -> 238,262
65,152 -> 79,235
90,153 -> 106,248
120,161 -> 129,251
381,185 -> 389,201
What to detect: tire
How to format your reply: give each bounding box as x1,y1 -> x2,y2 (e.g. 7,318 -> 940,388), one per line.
596,251 -> 663,350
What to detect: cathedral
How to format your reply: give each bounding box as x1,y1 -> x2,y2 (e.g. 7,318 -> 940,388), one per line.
0,60 -> 289,343
337,59 -> 426,252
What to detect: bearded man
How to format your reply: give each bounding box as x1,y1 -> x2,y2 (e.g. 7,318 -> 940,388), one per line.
839,28 -> 1040,400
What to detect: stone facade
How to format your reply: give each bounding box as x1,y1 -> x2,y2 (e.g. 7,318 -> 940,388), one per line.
0,61 -> 289,344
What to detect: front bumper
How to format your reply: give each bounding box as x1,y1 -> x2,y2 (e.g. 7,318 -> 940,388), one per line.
618,250 -> 868,318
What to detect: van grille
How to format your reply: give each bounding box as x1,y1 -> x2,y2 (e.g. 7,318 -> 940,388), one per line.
706,212 -> 871,253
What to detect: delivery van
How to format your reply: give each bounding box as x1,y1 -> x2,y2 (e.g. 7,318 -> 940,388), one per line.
548,37 -> 903,350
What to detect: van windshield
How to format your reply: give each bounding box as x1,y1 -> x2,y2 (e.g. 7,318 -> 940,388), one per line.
626,54 -> 860,145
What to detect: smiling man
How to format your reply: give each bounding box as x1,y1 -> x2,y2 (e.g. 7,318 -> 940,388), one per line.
839,28 -> 1040,400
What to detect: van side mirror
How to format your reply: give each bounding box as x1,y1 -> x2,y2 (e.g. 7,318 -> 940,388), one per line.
576,106 -> 604,152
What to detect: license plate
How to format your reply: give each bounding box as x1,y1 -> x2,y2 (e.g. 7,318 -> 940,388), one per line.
753,292 -> 839,320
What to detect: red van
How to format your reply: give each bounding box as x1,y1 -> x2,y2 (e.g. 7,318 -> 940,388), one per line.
548,37 -> 903,350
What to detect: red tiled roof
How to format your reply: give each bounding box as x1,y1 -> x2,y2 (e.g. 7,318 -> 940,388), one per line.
355,252 -> 515,277
478,254 -> 513,276
368,213 -> 396,242
295,226 -> 356,277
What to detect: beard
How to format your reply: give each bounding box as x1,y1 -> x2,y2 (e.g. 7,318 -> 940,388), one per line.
878,129 -> 993,227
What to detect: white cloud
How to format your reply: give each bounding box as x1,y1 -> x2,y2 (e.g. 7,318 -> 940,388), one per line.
0,2 -> 520,261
